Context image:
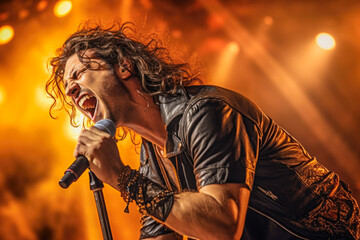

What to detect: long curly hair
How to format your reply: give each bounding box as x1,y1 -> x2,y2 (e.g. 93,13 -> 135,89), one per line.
46,20 -> 201,140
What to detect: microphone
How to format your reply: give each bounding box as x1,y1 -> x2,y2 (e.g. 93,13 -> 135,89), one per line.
59,119 -> 116,189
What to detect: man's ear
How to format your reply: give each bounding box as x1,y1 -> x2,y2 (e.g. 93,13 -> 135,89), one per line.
116,58 -> 133,80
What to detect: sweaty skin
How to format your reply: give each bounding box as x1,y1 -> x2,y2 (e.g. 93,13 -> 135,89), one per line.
64,52 -> 251,240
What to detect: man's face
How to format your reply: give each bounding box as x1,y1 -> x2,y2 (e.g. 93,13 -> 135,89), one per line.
63,52 -> 128,125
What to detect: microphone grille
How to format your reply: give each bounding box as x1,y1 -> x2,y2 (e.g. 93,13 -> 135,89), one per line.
94,119 -> 116,137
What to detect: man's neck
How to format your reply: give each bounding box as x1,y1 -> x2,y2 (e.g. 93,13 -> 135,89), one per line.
125,102 -> 167,149
116,76 -> 167,149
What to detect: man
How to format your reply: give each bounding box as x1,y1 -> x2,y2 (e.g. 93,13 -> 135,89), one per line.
46,22 -> 359,239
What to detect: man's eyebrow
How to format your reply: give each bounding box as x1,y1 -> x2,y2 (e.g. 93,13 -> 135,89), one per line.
63,66 -> 75,88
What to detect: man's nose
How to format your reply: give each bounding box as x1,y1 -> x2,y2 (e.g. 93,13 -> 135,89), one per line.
65,82 -> 80,98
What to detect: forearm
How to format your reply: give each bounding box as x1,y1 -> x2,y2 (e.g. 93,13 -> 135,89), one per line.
164,191 -> 240,240
118,167 -> 249,240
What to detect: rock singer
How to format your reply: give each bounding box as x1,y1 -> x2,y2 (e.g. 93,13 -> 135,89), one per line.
46,22 -> 359,239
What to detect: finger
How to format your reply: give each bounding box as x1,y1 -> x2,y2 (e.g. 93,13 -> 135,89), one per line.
77,134 -> 94,146
79,128 -> 109,141
73,141 -> 91,159
90,125 -> 113,137
73,143 -> 87,158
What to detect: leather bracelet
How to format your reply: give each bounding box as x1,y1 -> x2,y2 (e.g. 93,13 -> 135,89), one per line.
117,165 -> 174,222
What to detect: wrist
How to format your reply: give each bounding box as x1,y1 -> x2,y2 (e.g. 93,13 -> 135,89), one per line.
117,165 -> 174,222
109,164 -> 126,190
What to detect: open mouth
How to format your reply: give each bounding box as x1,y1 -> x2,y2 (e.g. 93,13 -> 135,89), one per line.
78,94 -> 97,120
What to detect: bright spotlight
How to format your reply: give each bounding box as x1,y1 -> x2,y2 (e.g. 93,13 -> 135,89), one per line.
316,33 -> 335,50
54,0 -> 72,17
0,25 -> 14,45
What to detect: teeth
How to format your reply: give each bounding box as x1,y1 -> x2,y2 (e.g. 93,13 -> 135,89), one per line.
78,95 -> 91,109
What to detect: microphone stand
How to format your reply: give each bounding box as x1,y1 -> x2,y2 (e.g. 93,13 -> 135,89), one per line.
89,171 -> 113,240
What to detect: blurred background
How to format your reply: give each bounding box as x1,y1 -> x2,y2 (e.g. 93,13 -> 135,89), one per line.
0,0 -> 359,239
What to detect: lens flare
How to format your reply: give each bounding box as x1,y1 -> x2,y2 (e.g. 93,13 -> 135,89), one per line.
316,33 -> 336,50
0,25 -> 14,45
54,0 -> 72,17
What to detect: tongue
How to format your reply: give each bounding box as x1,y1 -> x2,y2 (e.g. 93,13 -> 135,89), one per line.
83,97 -> 96,109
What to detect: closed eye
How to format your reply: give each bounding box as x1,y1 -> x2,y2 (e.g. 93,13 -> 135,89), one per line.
64,67 -> 86,89
76,67 -> 87,79
72,70 -> 79,79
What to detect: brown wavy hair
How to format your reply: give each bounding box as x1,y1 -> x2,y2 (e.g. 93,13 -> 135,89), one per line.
46,20 -> 201,140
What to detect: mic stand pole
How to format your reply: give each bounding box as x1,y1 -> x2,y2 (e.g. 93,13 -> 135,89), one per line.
89,171 -> 113,240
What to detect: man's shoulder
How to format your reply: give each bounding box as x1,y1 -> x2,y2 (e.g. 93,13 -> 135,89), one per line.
184,85 -> 267,127
185,85 -> 243,101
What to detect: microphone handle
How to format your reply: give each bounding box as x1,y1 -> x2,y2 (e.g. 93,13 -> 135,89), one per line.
59,155 -> 89,189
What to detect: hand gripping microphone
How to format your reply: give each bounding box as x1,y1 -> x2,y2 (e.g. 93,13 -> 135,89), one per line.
59,119 -> 116,189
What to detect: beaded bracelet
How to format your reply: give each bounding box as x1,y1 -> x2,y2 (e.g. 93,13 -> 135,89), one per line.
118,165 -> 139,213
117,165 -> 174,221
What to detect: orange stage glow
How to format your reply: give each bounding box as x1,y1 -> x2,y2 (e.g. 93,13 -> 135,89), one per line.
0,25 -> 14,45
211,41 -> 240,84
0,1 -> 359,240
0,86 -> 5,105
53,0 -> 72,17
316,33 -> 336,50
35,86 -> 52,110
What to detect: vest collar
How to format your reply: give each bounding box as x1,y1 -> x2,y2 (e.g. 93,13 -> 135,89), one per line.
158,88 -> 189,157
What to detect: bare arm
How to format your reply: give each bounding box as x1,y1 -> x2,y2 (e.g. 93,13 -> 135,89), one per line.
75,126 -> 251,240
162,183 -> 250,240
142,183 -> 250,240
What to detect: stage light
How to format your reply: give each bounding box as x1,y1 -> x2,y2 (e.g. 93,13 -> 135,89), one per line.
18,9 -> 30,20
0,12 -> 9,21
316,33 -> 335,50
37,0 -> 48,12
0,25 -> 14,45
264,16 -> 273,26
54,0 -> 72,17
172,30 -> 182,39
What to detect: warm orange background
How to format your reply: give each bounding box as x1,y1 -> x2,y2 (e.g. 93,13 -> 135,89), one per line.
1,0 -> 360,239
